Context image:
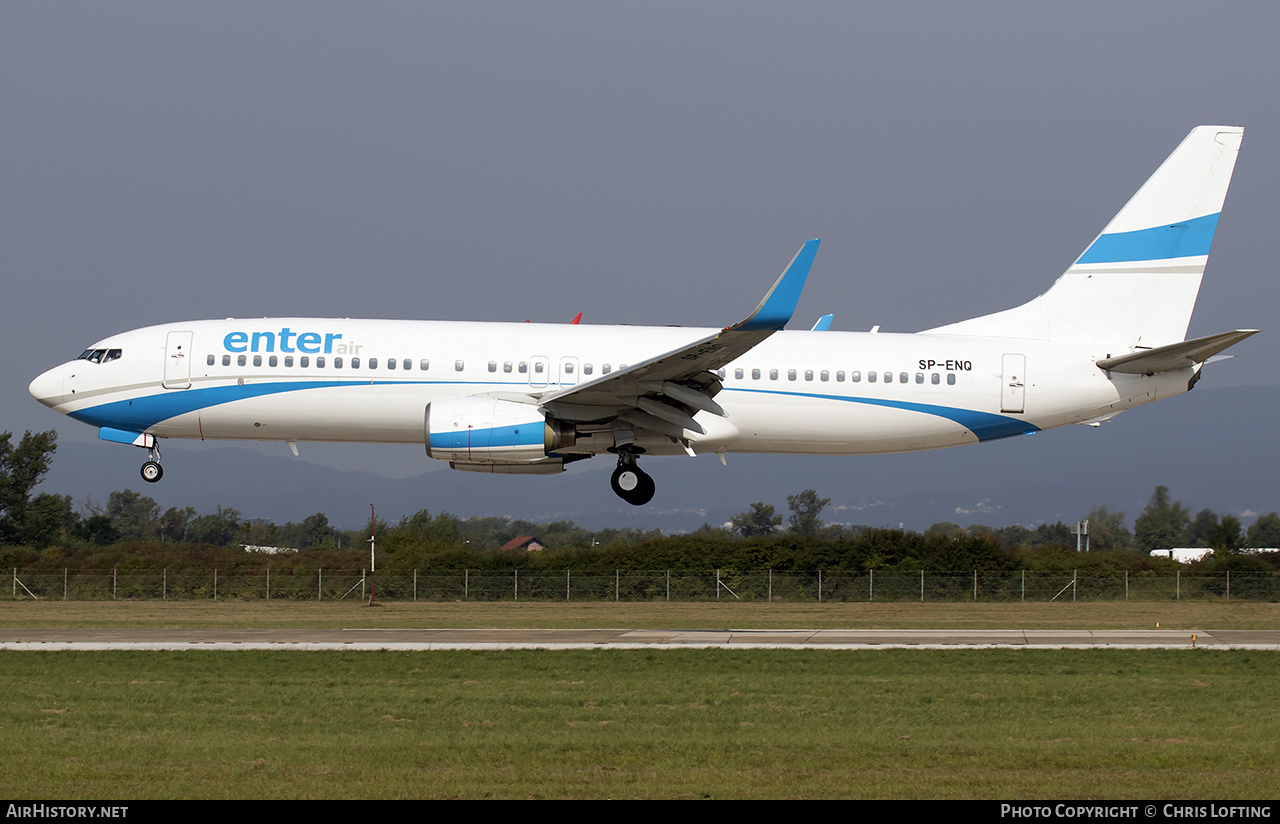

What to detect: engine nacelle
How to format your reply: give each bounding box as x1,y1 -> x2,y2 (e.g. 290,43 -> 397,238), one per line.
425,396 -> 574,465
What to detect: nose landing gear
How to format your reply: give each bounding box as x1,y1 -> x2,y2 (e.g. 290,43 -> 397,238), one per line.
610,451 -> 654,506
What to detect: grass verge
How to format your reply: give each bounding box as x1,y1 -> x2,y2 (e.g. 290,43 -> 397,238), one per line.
3,648 -> 1277,799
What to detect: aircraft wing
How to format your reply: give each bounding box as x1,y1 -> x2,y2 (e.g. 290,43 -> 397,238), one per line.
1095,329 -> 1259,374
539,240 -> 820,433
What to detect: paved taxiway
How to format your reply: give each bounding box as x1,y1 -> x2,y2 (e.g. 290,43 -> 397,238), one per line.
3,628 -> 1279,650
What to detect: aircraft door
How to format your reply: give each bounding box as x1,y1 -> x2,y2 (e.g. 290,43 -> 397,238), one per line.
163,331 -> 193,390
1001,353 -> 1025,413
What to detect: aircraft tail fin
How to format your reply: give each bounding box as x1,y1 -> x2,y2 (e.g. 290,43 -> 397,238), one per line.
926,126 -> 1244,347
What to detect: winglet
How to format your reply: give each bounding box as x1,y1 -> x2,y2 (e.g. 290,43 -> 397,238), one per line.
811,313 -> 834,332
731,239 -> 820,332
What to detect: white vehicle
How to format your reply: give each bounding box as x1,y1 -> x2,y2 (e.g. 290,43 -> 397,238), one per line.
30,126 -> 1256,506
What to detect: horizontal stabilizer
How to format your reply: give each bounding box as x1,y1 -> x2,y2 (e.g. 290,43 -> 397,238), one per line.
1096,329 -> 1259,374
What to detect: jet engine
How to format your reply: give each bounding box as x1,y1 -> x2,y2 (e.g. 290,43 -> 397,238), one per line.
425,396 -> 575,466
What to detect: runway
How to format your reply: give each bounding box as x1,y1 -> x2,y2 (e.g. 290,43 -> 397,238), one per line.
3,627 -> 1279,650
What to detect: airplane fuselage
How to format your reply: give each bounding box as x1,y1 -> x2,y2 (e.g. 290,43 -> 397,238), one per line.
31,317 -> 1189,458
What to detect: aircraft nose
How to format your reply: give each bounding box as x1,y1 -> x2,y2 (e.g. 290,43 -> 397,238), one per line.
28,365 -> 64,408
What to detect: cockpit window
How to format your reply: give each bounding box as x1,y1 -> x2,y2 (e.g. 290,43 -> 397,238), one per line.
77,348 -> 122,364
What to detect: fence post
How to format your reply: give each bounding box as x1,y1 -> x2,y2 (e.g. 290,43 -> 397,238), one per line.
768,569 -> 772,603
1177,569 -> 1180,601
113,568 -> 116,600
920,569 -> 924,602
414,569 -> 417,602
615,570 -> 619,602
267,568 -> 271,600
163,568 -> 167,601
666,569 -> 670,602
717,569 -> 720,601
319,568 -> 323,601
64,568 -> 67,601
1125,570 -> 1128,601
869,568 -> 873,602
1073,570 -> 1077,602
973,569 -> 977,601
464,569 -> 468,601
566,569 -> 570,602
1022,570 -> 1025,602
214,569 -> 218,601
818,570 -> 822,603
1227,570 -> 1231,601
514,569 -> 518,601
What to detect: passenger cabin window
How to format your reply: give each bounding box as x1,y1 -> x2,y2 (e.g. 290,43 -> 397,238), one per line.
503,361 -> 513,373
387,358 -> 396,370
868,371 -> 876,383
300,356 -> 310,367
402,359 -> 411,370
850,371 -> 860,382
334,357 -> 344,368
770,369 -> 779,380
269,356 -> 278,367
351,357 -> 360,369
752,368 -> 761,380
602,364 -> 612,374
518,362 -> 528,374
207,355 -> 215,366
931,373 -> 940,385
583,363 -> 593,375
284,356 -> 293,367
238,355 -> 247,367
455,360 -> 464,371
420,359 -> 430,371
735,368 -> 744,380
316,357 -> 326,368
947,373 -> 956,385
488,361 -> 497,372
222,355 -> 231,366
368,358 -> 377,369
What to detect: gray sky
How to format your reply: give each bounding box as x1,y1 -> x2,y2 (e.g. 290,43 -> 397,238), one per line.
4,3 -> 1278,522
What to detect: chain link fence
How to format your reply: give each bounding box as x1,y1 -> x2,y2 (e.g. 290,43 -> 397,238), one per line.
8,567 -> 1280,602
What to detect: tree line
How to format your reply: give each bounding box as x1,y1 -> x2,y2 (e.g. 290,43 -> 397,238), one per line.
3,430 -> 1278,577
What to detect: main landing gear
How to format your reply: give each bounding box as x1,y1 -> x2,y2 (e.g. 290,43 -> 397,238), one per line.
610,451 -> 654,506
140,444 -> 164,483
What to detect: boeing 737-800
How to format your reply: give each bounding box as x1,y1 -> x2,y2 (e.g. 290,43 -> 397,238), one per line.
29,126 -> 1257,505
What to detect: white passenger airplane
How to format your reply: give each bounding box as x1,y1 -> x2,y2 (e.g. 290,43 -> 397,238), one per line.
29,126 -> 1257,505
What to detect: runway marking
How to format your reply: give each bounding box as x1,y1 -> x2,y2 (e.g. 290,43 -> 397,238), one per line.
3,628 -> 1278,651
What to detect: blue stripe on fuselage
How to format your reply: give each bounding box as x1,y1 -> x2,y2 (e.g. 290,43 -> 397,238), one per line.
70,380 -> 1036,444
727,387 -> 1038,442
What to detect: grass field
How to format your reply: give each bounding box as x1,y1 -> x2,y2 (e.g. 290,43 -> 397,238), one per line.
3,648 -> 1278,799
2,601 -> 1277,799
4,599 -> 1280,630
